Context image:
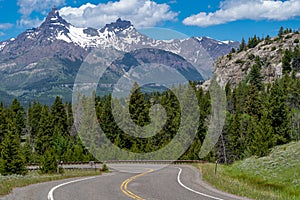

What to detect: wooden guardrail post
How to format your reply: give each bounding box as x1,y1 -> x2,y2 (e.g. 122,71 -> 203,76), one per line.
214,160 -> 218,175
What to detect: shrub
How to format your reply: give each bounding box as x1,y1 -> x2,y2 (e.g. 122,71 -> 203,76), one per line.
101,162 -> 109,172
285,35 -> 292,40
227,54 -> 232,60
39,149 -> 57,174
248,54 -> 255,60
235,59 -> 245,65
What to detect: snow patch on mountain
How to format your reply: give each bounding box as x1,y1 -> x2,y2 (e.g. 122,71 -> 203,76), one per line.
0,41 -> 8,51
222,40 -> 235,44
67,26 -> 95,47
0,7 -> 239,81
56,31 -> 72,43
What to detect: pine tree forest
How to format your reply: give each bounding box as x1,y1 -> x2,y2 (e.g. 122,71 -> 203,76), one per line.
1,46 -> 300,175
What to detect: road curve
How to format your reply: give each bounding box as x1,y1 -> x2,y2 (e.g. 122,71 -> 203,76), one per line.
1,164 -> 250,200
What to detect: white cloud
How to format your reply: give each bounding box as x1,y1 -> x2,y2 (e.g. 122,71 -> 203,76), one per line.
183,0 -> 300,27
17,18 -> 43,28
0,23 -> 13,30
168,0 -> 177,4
17,0 -> 66,27
59,0 -> 178,28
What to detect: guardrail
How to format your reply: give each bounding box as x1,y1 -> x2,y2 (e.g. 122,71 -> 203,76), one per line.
27,160 -> 207,171
100,160 -> 206,164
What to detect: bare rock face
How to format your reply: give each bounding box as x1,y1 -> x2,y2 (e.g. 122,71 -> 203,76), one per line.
0,7 -> 238,104
212,32 -> 300,89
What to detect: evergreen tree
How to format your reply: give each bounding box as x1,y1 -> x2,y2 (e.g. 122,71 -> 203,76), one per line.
282,49 -> 292,74
245,85 -> 263,119
0,120 -> 27,175
292,47 -> 300,71
248,64 -> 263,90
251,112 -> 275,157
53,133 -> 69,162
39,148 -> 57,174
268,81 -> 291,145
51,96 -> 69,136
9,98 -> 25,137
35,106 -> 54,155
27,101 -> 42,144
278,26 -> 284,37
248,35 -> 260,48
0,103 -> 7,144
228,112 -> 244,162
129,82 -> 150,127
22,140 -> 33,163
264,35 -> 272,45
51,96 -> 68,137
238,38 -> 246,52
72,137 -> 86,161
230,48 -> 236,54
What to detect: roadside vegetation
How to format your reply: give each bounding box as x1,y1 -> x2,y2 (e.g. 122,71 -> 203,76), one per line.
0,26 -> 299,198
0,169 -> 102,197
197,141 -> 300,200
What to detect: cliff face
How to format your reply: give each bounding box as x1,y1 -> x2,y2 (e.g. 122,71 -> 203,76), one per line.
212,32 -> 300,89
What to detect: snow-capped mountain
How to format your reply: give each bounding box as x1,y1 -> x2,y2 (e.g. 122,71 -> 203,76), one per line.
0,7 -> 238,104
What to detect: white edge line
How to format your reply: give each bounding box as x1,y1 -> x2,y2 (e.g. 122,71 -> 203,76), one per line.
177,167 -> 224,200
47,176 -> 98,200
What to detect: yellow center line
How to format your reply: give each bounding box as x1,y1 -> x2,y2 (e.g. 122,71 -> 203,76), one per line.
120,169 -> 154,200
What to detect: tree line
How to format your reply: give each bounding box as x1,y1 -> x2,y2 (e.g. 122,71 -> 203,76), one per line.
1,74 -> 299,174
237,26 -> 297,53
0,97 -> 93,175
1,44 -> 300,175
76,65 -> 300,163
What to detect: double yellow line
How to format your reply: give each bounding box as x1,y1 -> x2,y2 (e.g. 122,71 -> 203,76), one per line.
120,169 -> 154,200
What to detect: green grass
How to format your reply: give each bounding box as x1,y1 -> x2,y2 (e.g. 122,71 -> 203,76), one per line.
0,170 -> 103,197
197,141 -> 300,200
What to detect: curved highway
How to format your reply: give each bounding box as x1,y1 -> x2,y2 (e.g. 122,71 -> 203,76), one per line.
1,164 -> 250,200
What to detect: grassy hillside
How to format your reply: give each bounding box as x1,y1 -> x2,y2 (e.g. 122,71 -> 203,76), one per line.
198,141 -> 300,200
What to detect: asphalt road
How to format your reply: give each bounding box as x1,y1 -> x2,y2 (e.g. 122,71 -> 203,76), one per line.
1,164 -> 250,200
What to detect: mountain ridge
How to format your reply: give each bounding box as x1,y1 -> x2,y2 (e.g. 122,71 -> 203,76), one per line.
0,7 -> 238,104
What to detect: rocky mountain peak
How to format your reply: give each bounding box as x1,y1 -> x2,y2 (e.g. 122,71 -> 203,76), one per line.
48,6 -> 60,18
0,7 -> 240,104
40,6 -> 70,29
100,18 -> 133,34
209,32 -> 300,90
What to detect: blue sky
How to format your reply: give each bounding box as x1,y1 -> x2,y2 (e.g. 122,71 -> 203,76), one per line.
0,0 -> 300,42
